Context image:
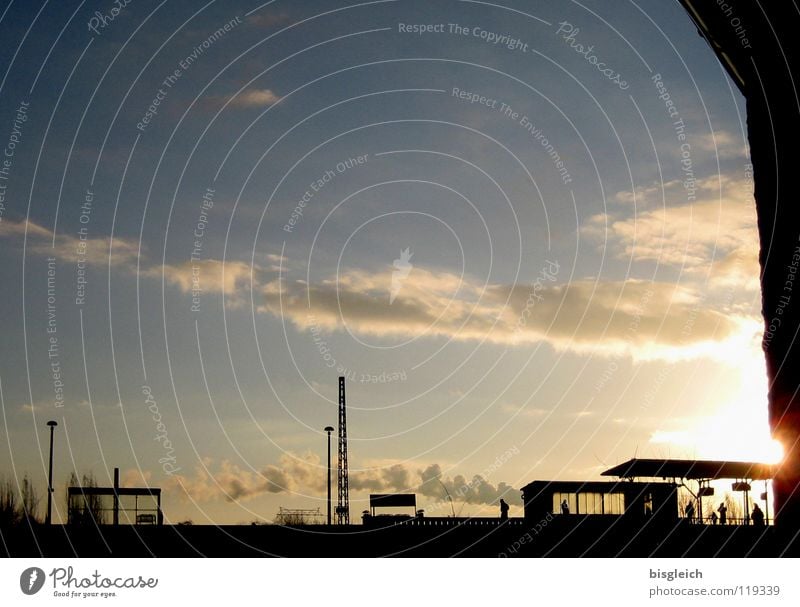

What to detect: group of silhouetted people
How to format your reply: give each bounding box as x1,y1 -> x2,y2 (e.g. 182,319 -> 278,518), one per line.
501,494 -> 767,525
683,500 -> 765,526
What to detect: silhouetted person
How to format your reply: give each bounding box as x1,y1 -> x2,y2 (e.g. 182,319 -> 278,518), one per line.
499,499 -> 509,521
684,500 -> 695,522
717,502 -> 727,525
751,503 -> 765,527
710,511 -> 718,525
561,499 -> 570,515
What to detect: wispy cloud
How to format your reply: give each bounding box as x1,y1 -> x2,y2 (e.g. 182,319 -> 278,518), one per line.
0,218 -> 140,268
0,218 -> 273,304
585,175 -> 758,290
198,87 -> 282,112
153,259 -> 257,306
257,265 -> 749,361
692,130 -> 748,158
229,88 -> 281,108
3,216 -> 756,363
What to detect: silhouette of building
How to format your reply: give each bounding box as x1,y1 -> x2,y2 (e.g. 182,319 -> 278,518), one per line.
676,0 -> 800,537
603,458 -> 774,525
521,480 -> 678,525
521,459 -> 775,527
67,468 -> 162,526
361,493 -> 417,526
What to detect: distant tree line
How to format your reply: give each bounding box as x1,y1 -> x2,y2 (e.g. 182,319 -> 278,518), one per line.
66,472 -> 106,525
0,475 -> 41,526
0,471 -> 108,527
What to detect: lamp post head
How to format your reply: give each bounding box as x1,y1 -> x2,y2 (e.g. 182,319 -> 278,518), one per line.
47,420 -> 58,427
324,426 -> 334,433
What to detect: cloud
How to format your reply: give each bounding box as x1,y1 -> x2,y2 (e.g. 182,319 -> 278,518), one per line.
121,469 -> 152,488
257,264 -> 747,361
692,130 -> 748,158
164,454 -> 519,506
165,463 -> 217,502
500,403 -> 549,418
0,217 -> 141,268
0,217 -> 278,304
349,464 -> 411,493
586,175 -> 759,290
707,244 -> 760,292
19,401 -> 48,413
166,457 -> 300,503
198,88 -> 282,112
265,253 -> 288,271
229,88 -> 281,107
4,215 -> 754,362
152,259 -> 258,307
0,218 -> 52,239
418,463 -> 521,506
258,266 -> 493,339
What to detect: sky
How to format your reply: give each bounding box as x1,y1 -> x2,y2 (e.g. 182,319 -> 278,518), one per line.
0,0 -> 779,524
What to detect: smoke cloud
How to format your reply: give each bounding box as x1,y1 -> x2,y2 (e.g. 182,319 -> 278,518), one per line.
164,454 -> 520,507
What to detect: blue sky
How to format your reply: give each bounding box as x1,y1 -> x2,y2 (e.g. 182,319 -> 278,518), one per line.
0,0 -> 774,524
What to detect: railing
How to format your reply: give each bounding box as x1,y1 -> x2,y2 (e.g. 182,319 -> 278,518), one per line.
686,516 -> 771,526
398,517 -> 525,527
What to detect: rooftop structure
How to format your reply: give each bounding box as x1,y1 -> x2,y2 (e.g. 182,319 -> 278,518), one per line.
601,458 -> 776,481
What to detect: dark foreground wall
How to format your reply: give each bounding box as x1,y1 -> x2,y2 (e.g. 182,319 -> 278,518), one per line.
1,521 -> 792,558
678,1 -> 800,542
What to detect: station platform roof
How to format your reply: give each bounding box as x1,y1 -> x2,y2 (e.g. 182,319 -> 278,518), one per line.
601,458 -> 775,481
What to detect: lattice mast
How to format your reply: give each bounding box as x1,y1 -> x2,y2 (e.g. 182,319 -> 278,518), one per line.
336,376 -> 350,524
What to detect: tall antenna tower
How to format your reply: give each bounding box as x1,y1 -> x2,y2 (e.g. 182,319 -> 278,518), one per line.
336,376 -> 350,524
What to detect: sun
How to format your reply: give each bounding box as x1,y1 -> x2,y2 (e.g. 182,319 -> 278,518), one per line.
651,323 -> 785,465
696,330 -> 784,464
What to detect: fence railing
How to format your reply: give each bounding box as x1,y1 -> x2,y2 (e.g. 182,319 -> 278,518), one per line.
396,517 -> 525,527
686,515 -> 770,526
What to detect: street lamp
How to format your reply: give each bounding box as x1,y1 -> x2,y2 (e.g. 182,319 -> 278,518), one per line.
324,426 -> 334,525
46,420 -> 57,525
